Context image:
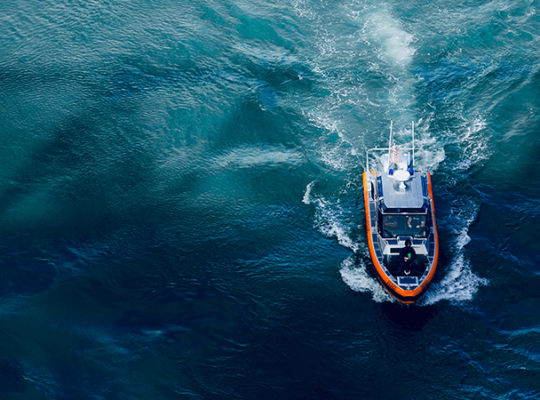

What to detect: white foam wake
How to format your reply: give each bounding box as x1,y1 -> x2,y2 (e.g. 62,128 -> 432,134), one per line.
340,255 -> 394,303
453,116 -> 490,171
302,181 -> 315,205
422,252 -> 488,305
304,183 -> 358,251
313,198 -> 359,252
421,210 -> 489,305
307,193 -> 395,302
367,10 -> 415,66
408,118 -> 446,172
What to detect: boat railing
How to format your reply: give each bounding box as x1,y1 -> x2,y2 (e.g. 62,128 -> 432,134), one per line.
365,121 -> 426,174
365,146 -> 416,174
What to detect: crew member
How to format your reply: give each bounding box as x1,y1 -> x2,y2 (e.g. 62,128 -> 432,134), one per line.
397,239 -> 417,275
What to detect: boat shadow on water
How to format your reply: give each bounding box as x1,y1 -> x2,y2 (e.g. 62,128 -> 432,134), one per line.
378,301 -> 439,331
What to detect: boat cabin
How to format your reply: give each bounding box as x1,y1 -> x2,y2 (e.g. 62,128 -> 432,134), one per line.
373,171 -> 432,277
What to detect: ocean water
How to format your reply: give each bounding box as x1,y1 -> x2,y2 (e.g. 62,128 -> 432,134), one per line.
0,0 -> 539,398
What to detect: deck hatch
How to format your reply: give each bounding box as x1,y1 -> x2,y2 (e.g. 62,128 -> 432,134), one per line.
398,276 -> 419,285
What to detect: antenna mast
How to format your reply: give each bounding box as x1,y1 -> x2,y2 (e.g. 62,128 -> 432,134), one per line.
412,121 -> 415,168
387,121 -> 393,170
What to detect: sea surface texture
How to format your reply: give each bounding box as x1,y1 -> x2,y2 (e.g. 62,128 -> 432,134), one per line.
0,0 -> 539,398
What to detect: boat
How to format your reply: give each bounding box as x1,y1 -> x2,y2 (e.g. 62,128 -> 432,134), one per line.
362,122 -> 439,304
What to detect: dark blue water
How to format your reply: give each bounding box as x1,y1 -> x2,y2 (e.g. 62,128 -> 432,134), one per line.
1,0 -> 539,398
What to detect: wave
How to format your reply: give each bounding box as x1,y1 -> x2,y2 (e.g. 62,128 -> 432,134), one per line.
453,115 -> 490,171
421,209 -> 489,306
340,255 -> 394,303
313,197 -> 359,252
302,181 -> 315,205
304,184 -> 392,302
214,145 -> 304,169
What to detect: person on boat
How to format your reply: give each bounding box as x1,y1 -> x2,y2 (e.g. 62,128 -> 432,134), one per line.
386,215 -> 398,228
407,216 -> 427,237
397,239 -> 417,275
407,216 -> 425,229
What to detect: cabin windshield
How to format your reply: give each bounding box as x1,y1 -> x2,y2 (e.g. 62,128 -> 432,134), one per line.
381,214 -> 428,238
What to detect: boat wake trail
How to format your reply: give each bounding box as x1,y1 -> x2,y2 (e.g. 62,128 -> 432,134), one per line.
313,197 -> 359,253
293,2 -> 489,305
421,208 -> 489,306
340,256 -> 394,303
304,182 -> 392,302
302,181 -> 315,205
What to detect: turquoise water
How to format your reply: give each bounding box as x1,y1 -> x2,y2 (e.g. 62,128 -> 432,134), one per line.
0,0 -> 539,398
